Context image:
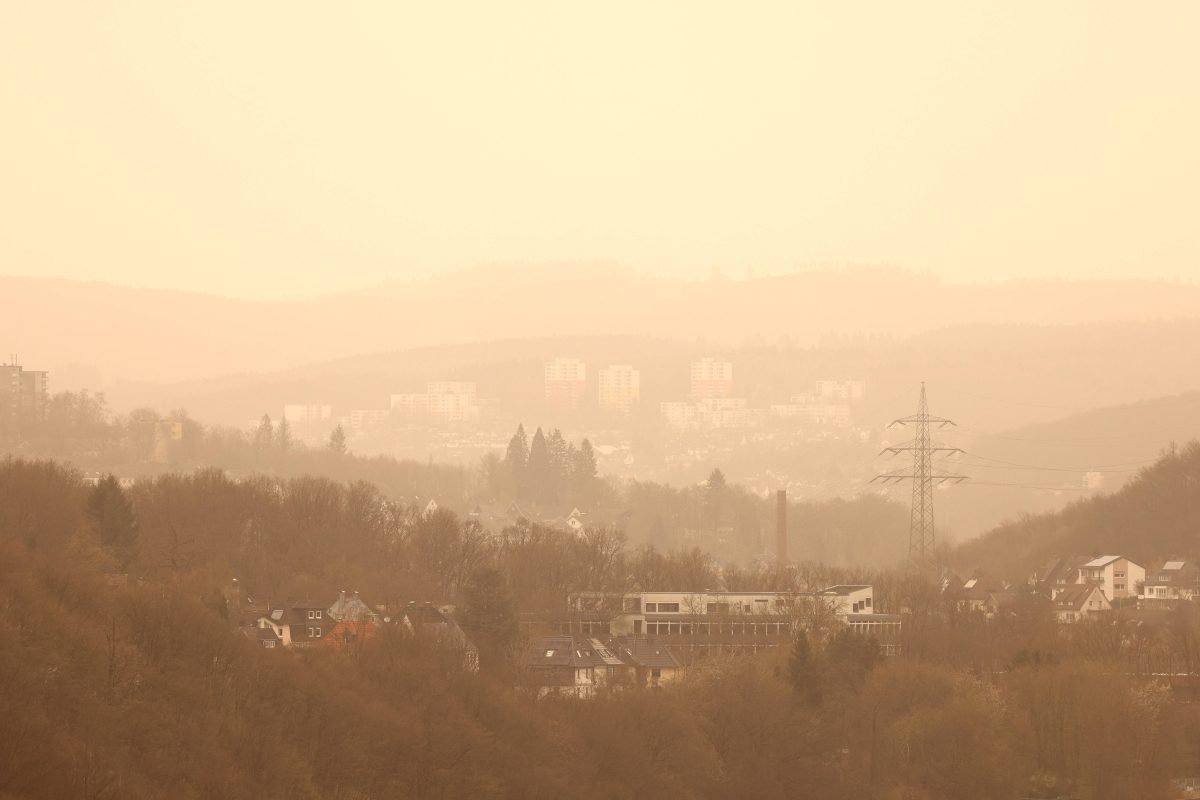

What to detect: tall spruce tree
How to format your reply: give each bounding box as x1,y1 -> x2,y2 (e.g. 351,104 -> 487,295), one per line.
526,427 -> 551,504
87,475 -> 139,570
276,416 -> 292,451
575,439 -> 598,484
505,424 -> 529,497
546,428 -> 569,501
253,414 -> 273,452
787,629 -> 822,706
328,424 -> 347,454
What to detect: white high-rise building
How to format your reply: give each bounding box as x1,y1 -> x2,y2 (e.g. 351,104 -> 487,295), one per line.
545,357 -> 587,410
814,380 -> 865,401
390,380 -> 480,422
598,364 -> 640,413
282,404 -> 333,425
690,358 -> 733,399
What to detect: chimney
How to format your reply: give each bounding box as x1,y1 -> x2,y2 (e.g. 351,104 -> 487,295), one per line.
775,489 -> 788,566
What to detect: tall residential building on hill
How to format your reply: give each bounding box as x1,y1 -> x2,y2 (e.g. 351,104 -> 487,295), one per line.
390,380 -> 480,423
0,360 -> 49,444
598,364 -> 640,413
689,358 -> 733,399
544,357 -> 587,411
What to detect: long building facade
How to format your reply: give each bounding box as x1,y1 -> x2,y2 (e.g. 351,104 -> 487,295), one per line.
522,586 -> 901,663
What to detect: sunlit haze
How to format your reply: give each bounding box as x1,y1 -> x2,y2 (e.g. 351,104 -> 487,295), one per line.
3,2 -> 1199,297
6,7 -> 1200,797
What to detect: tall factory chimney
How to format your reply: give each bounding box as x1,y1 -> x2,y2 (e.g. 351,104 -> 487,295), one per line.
775,489 -> 788,565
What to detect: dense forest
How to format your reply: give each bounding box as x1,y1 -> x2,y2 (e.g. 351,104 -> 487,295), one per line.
4,455 -> 1200,798
6,391 -> 909,566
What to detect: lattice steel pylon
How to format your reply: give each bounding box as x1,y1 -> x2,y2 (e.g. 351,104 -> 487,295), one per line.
872,383 -> 967,573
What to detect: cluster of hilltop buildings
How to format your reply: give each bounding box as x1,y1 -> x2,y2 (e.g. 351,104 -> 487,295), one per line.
946,555 -> 1200,623
275,358 -> 865,439
230,577 -> 897,701
231,584 -> 481,670
545,356 -> 865,431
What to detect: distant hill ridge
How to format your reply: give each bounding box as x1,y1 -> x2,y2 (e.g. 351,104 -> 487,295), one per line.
6,266 -> 1200,386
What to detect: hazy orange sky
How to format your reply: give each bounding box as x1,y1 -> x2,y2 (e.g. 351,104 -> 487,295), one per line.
2,2 -> 1198,299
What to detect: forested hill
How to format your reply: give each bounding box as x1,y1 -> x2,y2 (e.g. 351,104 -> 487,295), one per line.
951,441 -> 1200,579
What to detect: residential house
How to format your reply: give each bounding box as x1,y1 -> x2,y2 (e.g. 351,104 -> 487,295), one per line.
328,589 -> 385,625
1142,560 -> 1200,604
521,635 -> 624,698
401,602 -> 480,672
609,636 -> 681,688
1029,556 -> 1088,598
1053,584 -> 1111,622
321,619 -> 378,651
944,571 -> 1006,615
245,625 -> 283,650
257,605 -> 331,646
1079,555 -> 1145,601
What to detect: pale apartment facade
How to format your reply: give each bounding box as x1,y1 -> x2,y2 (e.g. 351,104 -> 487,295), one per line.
544,357 -> 587,410
1078,555 -> 1145,600
814,380 -> 865,401
689,357 -> 733,399
0,361 -> 48,443
598,364 -> 640,413
389,381 -> 480,422
575,586 -> 875,636
660,398 -> 758,429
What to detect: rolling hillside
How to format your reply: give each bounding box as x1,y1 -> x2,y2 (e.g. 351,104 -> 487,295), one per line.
951,441 -> 1200,579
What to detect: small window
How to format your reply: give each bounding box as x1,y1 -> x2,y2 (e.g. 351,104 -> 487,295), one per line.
308,611 -> 315,619
658,602 -> 680,613
307,627 -> 313,636
315,627 -> 321,637
315,611 -> 322,619
264,640 -> 275,648
865,597 -> 872,607
645,602 -> 657,612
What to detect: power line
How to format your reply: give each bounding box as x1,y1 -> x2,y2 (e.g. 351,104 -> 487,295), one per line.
925,383 -> 1086,413
934,456 -> 1151,475
956,452 -> 1158,470
941,425 -> 1200,447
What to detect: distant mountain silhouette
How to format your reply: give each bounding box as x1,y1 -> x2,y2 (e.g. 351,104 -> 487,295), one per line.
6,265 -> 1200,386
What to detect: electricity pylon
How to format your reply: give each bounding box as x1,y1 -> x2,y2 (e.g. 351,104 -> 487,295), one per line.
872,383 -> 966,573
